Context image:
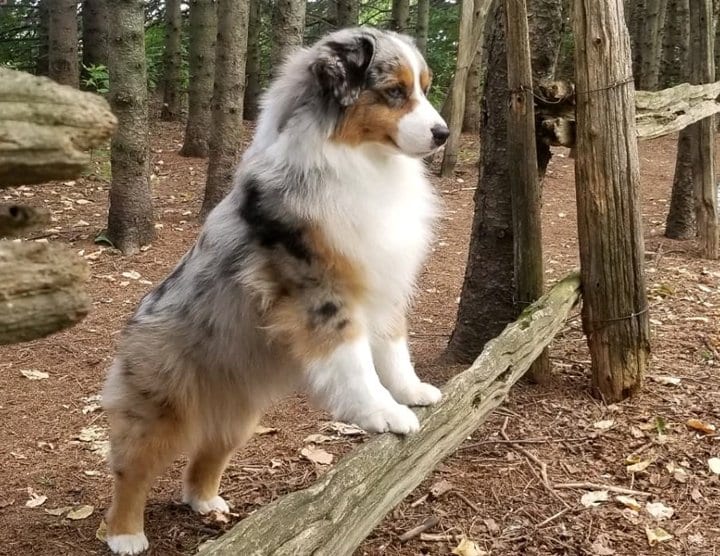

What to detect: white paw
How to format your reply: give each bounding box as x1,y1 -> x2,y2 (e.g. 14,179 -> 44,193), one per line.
184,494 -> 230,515
350,403 -> 420,434
391,381 -> 442,407
107,533 -> 149,555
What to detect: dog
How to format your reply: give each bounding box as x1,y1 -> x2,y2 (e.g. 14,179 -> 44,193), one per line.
102,27 -> 449,555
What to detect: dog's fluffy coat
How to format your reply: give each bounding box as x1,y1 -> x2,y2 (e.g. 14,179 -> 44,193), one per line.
103,27 -> 448,555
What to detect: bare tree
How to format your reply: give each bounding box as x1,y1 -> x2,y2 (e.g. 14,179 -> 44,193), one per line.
81,0 -> 108,70
161,0 -> 183,121
638,0 -> 668,90
49,0 -> 79,87
181,0 -> 217,157
331,0 -> 359,28
106,0 -> 154,254
625,0 -> 645,84
415,0 -> 429,55
660,0 -> 690,87
270,0 -> 306,72
390,0 -> 409,32
244,0 -> 262,120
37,0 -> 49,76
201,0 -> 250,217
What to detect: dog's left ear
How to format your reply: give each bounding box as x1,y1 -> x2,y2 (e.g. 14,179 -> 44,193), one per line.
311,34 -> 376,106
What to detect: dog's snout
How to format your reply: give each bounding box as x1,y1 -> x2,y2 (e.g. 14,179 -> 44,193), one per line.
431,124 -> 450,146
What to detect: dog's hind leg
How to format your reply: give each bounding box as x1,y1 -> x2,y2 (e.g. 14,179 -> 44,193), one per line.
105,412 -> 184,555
183,411 -> 260,514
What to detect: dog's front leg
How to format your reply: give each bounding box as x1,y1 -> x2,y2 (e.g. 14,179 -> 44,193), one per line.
371,335 -> 442,407
305,336 -> 420,434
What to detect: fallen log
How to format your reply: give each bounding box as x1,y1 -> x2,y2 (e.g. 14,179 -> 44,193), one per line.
0,67 -> 117,187
199,272 -> 582,556
0,241 -> 90,345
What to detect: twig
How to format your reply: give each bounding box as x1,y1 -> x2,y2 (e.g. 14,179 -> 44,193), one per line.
535,507 -> 570,528
553,482 -> 651,497
398,516 -> 440,543
449,491 -> 479,513
419,533 -> 459,542
409,494 -> 428,508
460,436 -> 589,450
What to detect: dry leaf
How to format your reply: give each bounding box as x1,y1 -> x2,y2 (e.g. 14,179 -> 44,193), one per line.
645,501 -> 674,520
207,510 -> 229,524
688,532 -> 705,546
621,508 -> 641,524
429,479 -> 453,498
615,495 -> 641,511
581,490 -> 608,508
650,375 -> 681,386
82,402 -> 101,415
303,434 -> 333,444
687,418 -> 716,434
591,534 -> 615,555
66,505 -> 94,520
324,421 -> 366,436
96,520 -> 107,543
20,369 -> 48,380
254,425 -> 277,436
301,446 -> 333,465
645,526 -> 673,546
708,457 -> 720,475
452,537 -> 486,556
45,506 -> 72,516
626,460 -> 652,473
121,270 -> 141,280
593,419 -> 615,431
83,470 -> 101,477
690,487 -> 703,503
25,492 -> 47,508
482,518 -> 499,533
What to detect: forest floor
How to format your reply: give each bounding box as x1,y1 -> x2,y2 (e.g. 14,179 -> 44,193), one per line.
0,123 -> 719,556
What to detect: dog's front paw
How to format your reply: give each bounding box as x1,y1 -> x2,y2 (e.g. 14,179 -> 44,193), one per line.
107,533 -> 149,555
350,403 -> 420,434
184,494 -> 230,515
391,381 -> 442,407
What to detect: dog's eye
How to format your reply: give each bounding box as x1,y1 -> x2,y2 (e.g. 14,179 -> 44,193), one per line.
386,86 -> 406,100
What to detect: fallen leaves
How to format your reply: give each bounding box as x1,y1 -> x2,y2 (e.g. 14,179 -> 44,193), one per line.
452,537 -> 487,556
20,369 -> 48,381
322,421 -> 366,436
593,419 -> 615,431
615,495 -> 641,511
66,505 -> 94,520
254,425 -> 277,436
645,501 -> 674,521
300,445 -> 333,466
74,425 -> 110,458
686,418 -> 716,435
625,459 -> 652,474
580,490 -> 608,508
708,457 -> 720,475
648,375 -> 681,386
25,489 -> 46,508
645,526 -> 673,546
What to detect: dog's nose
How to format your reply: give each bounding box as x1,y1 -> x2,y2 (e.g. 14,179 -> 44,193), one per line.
431,124 -> 450,146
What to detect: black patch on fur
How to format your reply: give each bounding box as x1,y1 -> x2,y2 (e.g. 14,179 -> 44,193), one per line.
143,255 -> 189,314
312,34 -> 376,107
239,179 -> 313,263
336,318 -> 350,330
316,301 -> 339,319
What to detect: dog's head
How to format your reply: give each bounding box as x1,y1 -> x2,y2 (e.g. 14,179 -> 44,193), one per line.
310,28 -> 449,158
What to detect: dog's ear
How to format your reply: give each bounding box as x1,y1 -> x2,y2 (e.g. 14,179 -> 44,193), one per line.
311,34 -> 376,107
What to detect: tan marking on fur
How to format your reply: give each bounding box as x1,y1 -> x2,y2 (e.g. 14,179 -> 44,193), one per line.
332,63 -> 418,148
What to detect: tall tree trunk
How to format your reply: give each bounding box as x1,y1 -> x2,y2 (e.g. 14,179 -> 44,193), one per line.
689,0 -> 718,259
107,0 -> 154,254
462,39 -> 483,133
391,0 -> 410,32
573,0 -> 650,402
200,0 -> 250,217
81,0 -> 108,70
181,0 -> 217,157
49,0 -> 79,87
270,0 -> 306,73
244,0 -> 262,121
415,0 -> 430,55
445,0 -> 563,363
625,0 -> 644,85
665,130 -> 696,238
161,0 -> 184,121
37,0 -> 50,76
660,0 -> 690,87
333,0 -> 359,28
638,0 -> 668,90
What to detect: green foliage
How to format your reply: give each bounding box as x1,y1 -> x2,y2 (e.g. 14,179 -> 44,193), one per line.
0,0 -> 44,74
145,23 -> 165,91
424,0 -> 460,107
82,64 -> 109,94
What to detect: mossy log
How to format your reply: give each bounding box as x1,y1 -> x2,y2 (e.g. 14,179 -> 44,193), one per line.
199,273 -> 582,556
0,241 -> 90,345
0,67 -> 117,187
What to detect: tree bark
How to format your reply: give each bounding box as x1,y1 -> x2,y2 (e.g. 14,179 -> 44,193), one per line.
504,0 -> 548,383
660,0 -> 690,87
37,0 -> 50,76
198,273 -> 581,556
638,0 -> 668,90
107,0 -> 155,254
415,0 -> 429,56
573,0 -> 651,402
333,0 -> 359,28
0,242 -> 90,346
462,0 -> 486,133
390,0 -> 410,32
270,0 -> 306,73
244,0 -> 262,121
81,0 -> 108,70
624,0 -> 645,85
200,0 -> 249,217
181,0 -> 217,157
161,0 -> 184,121
688,0 -> 718,259
0,67 -> 117,187
49,0 -> 79,88
665,129 -> 696,238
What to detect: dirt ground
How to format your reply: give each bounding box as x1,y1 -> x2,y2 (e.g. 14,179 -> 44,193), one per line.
0,124 -> 718,556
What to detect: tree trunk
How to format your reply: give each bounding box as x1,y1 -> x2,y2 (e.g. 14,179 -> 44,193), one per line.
270,0 -> 306,73
161,0 -> 184,121
49,0 -> 79,88
689,0 -> 718,259
624,0 -> 645,85
390,0 -> 410,32
504,0 -> 549,383
446,0 -> 564,363
37,0 -> 50,76
244,0 -> 262,121
333,0 -> 359,28
181,0 -> 217,157
462,0 -> 486,133
81,0 -> 108,70
573,0 -> 651,402
200,0 -> 250,217
665,129 -> 696,238
198,274 -> 582,556
638,0 -> 668,90
660,0 -> 690,87
415,0 -> 429,56
107,0 -> 155,254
